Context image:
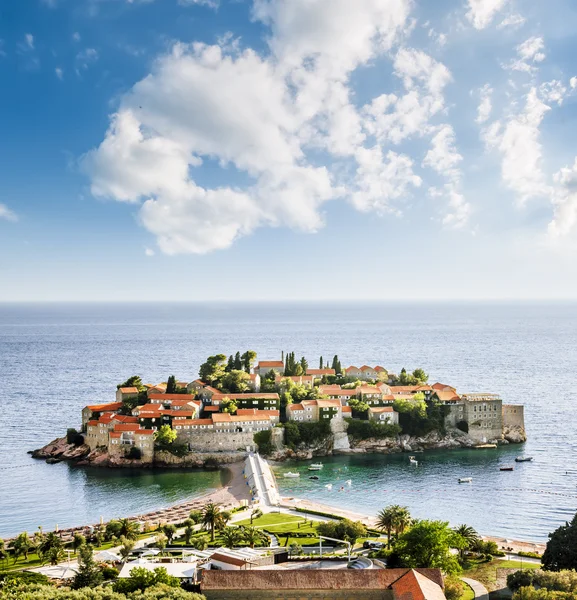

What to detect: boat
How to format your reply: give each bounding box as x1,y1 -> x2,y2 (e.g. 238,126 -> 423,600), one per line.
308,464 -> 323,471
515,456 -> 533,462
409,456 -> 418,466
325,484 -> 332,490
500,466 -> 514,471
284,472 -> 300,478
458,477 -> 473,483
309,476 -> 319,480
346,479 -> 352,486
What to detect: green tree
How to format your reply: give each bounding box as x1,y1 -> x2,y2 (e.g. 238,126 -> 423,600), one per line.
395,520 -> 464,574
319,356 -> 323,369
376,505 -> 411,547
114,566 -> 180,594
317,519 -> 367,546
242,526 -> 262,549
412,368 -> 428,383
191,535 -> 208,551
220,370 -> 250,394
118,536 -> 135,561
234,352 -> 243,370
12,532 -> 32,562
117,518 -> 141,541
221,527 -> 242,549
38,532 -> 63,558
184,524 -> 195,546
241,350 -> 257,374
0,538 -> 5,561
166,375 -> 177,394
453,524 -> 479,560
155,533 -> 168,555
73,532 -> 86,554
189,510 -> 203,524
300,357 -> 308,374
226,355 -> 235,372
72,544 -> 103,589
46,545 -> 65,565
444,575 -> 466,600
198,354 -> 227,385
117,375 -> 144,391
202,503 -> 222,542
154,424 -> 177,448
250,508 -> 263,525
221,398 -> 239,414
162,524 -> 177,544
542,512 -> 577,571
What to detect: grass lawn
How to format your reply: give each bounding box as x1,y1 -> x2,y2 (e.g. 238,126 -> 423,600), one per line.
463,558 -> 539,592
235,513 -> 306,528
236,514 -> 321,548
460,581 -> 475,600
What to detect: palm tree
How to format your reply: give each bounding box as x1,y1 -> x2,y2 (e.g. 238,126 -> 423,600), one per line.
155,533 -> 168,555
13,532 -> 32,563
376,505 -> 411,547
118,536 -> 135,562
189,510 -> 203,524
192,536 -> 208,551
221,527 -> 242,549
220,511 -> 232,527
250,508 -> 263,525
184,525 -> 195,546
162,524 -> 177,543
242,526 -> 261,549
453,524 -> 479,560
117,518 -> 140,541
202,503 -> 222,542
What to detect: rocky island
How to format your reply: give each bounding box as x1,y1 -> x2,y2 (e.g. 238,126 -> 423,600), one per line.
33,351 -> 527,467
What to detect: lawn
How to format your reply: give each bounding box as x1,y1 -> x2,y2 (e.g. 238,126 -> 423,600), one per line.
235,513 -> 306,528
460,581 -> 475,600
236,513 -> 321,548
463,558 -> 539,592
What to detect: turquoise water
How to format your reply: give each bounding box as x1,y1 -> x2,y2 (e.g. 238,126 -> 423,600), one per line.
274,449 -> 576,542
1,302 -> 576,540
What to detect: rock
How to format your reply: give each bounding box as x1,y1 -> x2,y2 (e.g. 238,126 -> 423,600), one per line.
503,426 -> 527,444
46,457 -> 61,464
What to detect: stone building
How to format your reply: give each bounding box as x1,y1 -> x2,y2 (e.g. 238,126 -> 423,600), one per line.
461,393 -> 504,443
107,425 -> 155,462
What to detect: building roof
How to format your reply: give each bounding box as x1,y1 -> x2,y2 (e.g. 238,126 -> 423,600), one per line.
236,408 -> 279,417
118,387 -> 139,394
375,366 -> 386,372
211,393 -> 280,401
369,406 -> 395,413
345,366 -> 359,372
356,385 -> 383,394
390,386 -> 423,394
119,562 -> 196,579
113,423 -> 143,432
203,406 -> 220,412
432,382 -> 457,392
392,569 -> 446,600
210,552 -> 253,567
342,406 -> 352,414
434,390 -> 461,402
86,401 -> 122,412
288,404 -> 304,411
174,418 -> 214,427
257,361 -> 284,368
200,569 -> 444,591
148,393 -> 194,401
306,368 -> 335,376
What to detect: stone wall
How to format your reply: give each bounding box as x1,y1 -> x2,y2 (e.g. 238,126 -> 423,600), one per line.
503,404 -> 525,429
176,430 -> 256,452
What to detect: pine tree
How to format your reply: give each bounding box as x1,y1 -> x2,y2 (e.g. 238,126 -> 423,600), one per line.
166,375 -> 177,394
72,544 -> 103,589
234,351 -> 242,370
319,356 -> 323,369
226,355 -> 234,372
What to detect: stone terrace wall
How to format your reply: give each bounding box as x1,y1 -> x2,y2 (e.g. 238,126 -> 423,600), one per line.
503,404 -> 525,429
176,430 -> 256,453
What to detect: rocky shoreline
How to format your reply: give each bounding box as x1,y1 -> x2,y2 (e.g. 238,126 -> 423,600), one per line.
30,437 -> 246,468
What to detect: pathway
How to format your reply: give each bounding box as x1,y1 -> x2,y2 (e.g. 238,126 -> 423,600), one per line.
461,577 -> 489,600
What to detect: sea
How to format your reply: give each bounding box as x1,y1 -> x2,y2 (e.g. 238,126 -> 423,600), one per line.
0,302 -> 575,541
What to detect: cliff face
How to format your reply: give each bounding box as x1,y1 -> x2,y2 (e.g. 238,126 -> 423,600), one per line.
31,437 -> 90,461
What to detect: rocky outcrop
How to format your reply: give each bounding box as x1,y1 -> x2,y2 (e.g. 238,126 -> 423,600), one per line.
347,429 -> 479,454
31,437 -> 90,460
503,425 -> 527,444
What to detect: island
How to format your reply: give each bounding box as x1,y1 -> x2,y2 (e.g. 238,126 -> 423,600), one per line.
33,351 -> 527,467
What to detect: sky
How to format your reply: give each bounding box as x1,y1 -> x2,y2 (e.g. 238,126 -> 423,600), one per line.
2,0 -> 577,301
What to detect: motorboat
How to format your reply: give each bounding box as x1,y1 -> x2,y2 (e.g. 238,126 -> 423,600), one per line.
309,476 -> 319,480
308,463 -> 323,471
284,472 -> 300,478
500,466 -> 514,471
458,477 -> 473,483
515,456 -> 533,462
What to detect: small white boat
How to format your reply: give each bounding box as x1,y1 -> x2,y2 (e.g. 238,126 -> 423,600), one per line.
325,484 -> 333,490
346,479 -> 352,486
284,472 -> 300,478
308,463 -> 323,471
515,456 -> 533,463
409,456 -> 418,466
458,477 -> 473,483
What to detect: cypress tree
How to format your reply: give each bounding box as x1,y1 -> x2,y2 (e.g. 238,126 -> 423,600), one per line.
319,356 -> 323,369
166,375 -> 177,394
226,355 -> 234,372
234,351 -> 242,370
300,357 -> 308,375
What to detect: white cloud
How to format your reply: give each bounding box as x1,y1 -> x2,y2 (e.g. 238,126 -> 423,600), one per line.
144,247 -> 155,256
363,48 -> 452,144
539,80 -> 567,106
466,0 -> 508,30
476,84 -> 493,124
483,88 -> 551,205
55,67 -> 63,80
24,34 -> 34,50
352,146 -> 421,215
0,204 -> 18,222
549,158 -> 577,238
508,36 -> 546,73
72,32 -> 81,43
178,0 -> 219,7
498,13 -> 526,29
570,77 -> 577,90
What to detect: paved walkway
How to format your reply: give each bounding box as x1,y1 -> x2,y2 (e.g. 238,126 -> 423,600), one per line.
461,577 -> 489,600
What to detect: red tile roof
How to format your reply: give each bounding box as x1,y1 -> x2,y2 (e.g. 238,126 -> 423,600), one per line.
174,419 -> 213,427
112,424 -> 142,432
306,368 -> 335,376
148,393 -> 194,401
118,387 -> 139,394
289,404 -> 304,411
211,393 -> 280,401
257,361 -> 284,368
391,569 -> 446,600
86,402 -> 122,412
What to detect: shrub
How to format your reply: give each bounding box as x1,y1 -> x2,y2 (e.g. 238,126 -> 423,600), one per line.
66,428 -> 84,446
125,446 -> 142,460
254,430 -> 273,455
345,419 -> 401,440
284,421 -> 332,448
101,565 -> 119,580
444,576 -> 466,600
508,569 -> 536,592
518,551 -> 542,559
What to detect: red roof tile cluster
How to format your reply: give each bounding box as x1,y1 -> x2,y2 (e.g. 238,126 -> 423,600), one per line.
86,401 -> 122,412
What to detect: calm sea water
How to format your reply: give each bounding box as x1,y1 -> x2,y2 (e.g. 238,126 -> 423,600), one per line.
0,302 -> 576,541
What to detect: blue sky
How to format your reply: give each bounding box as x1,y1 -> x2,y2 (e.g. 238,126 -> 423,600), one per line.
2,0 -> 577,301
